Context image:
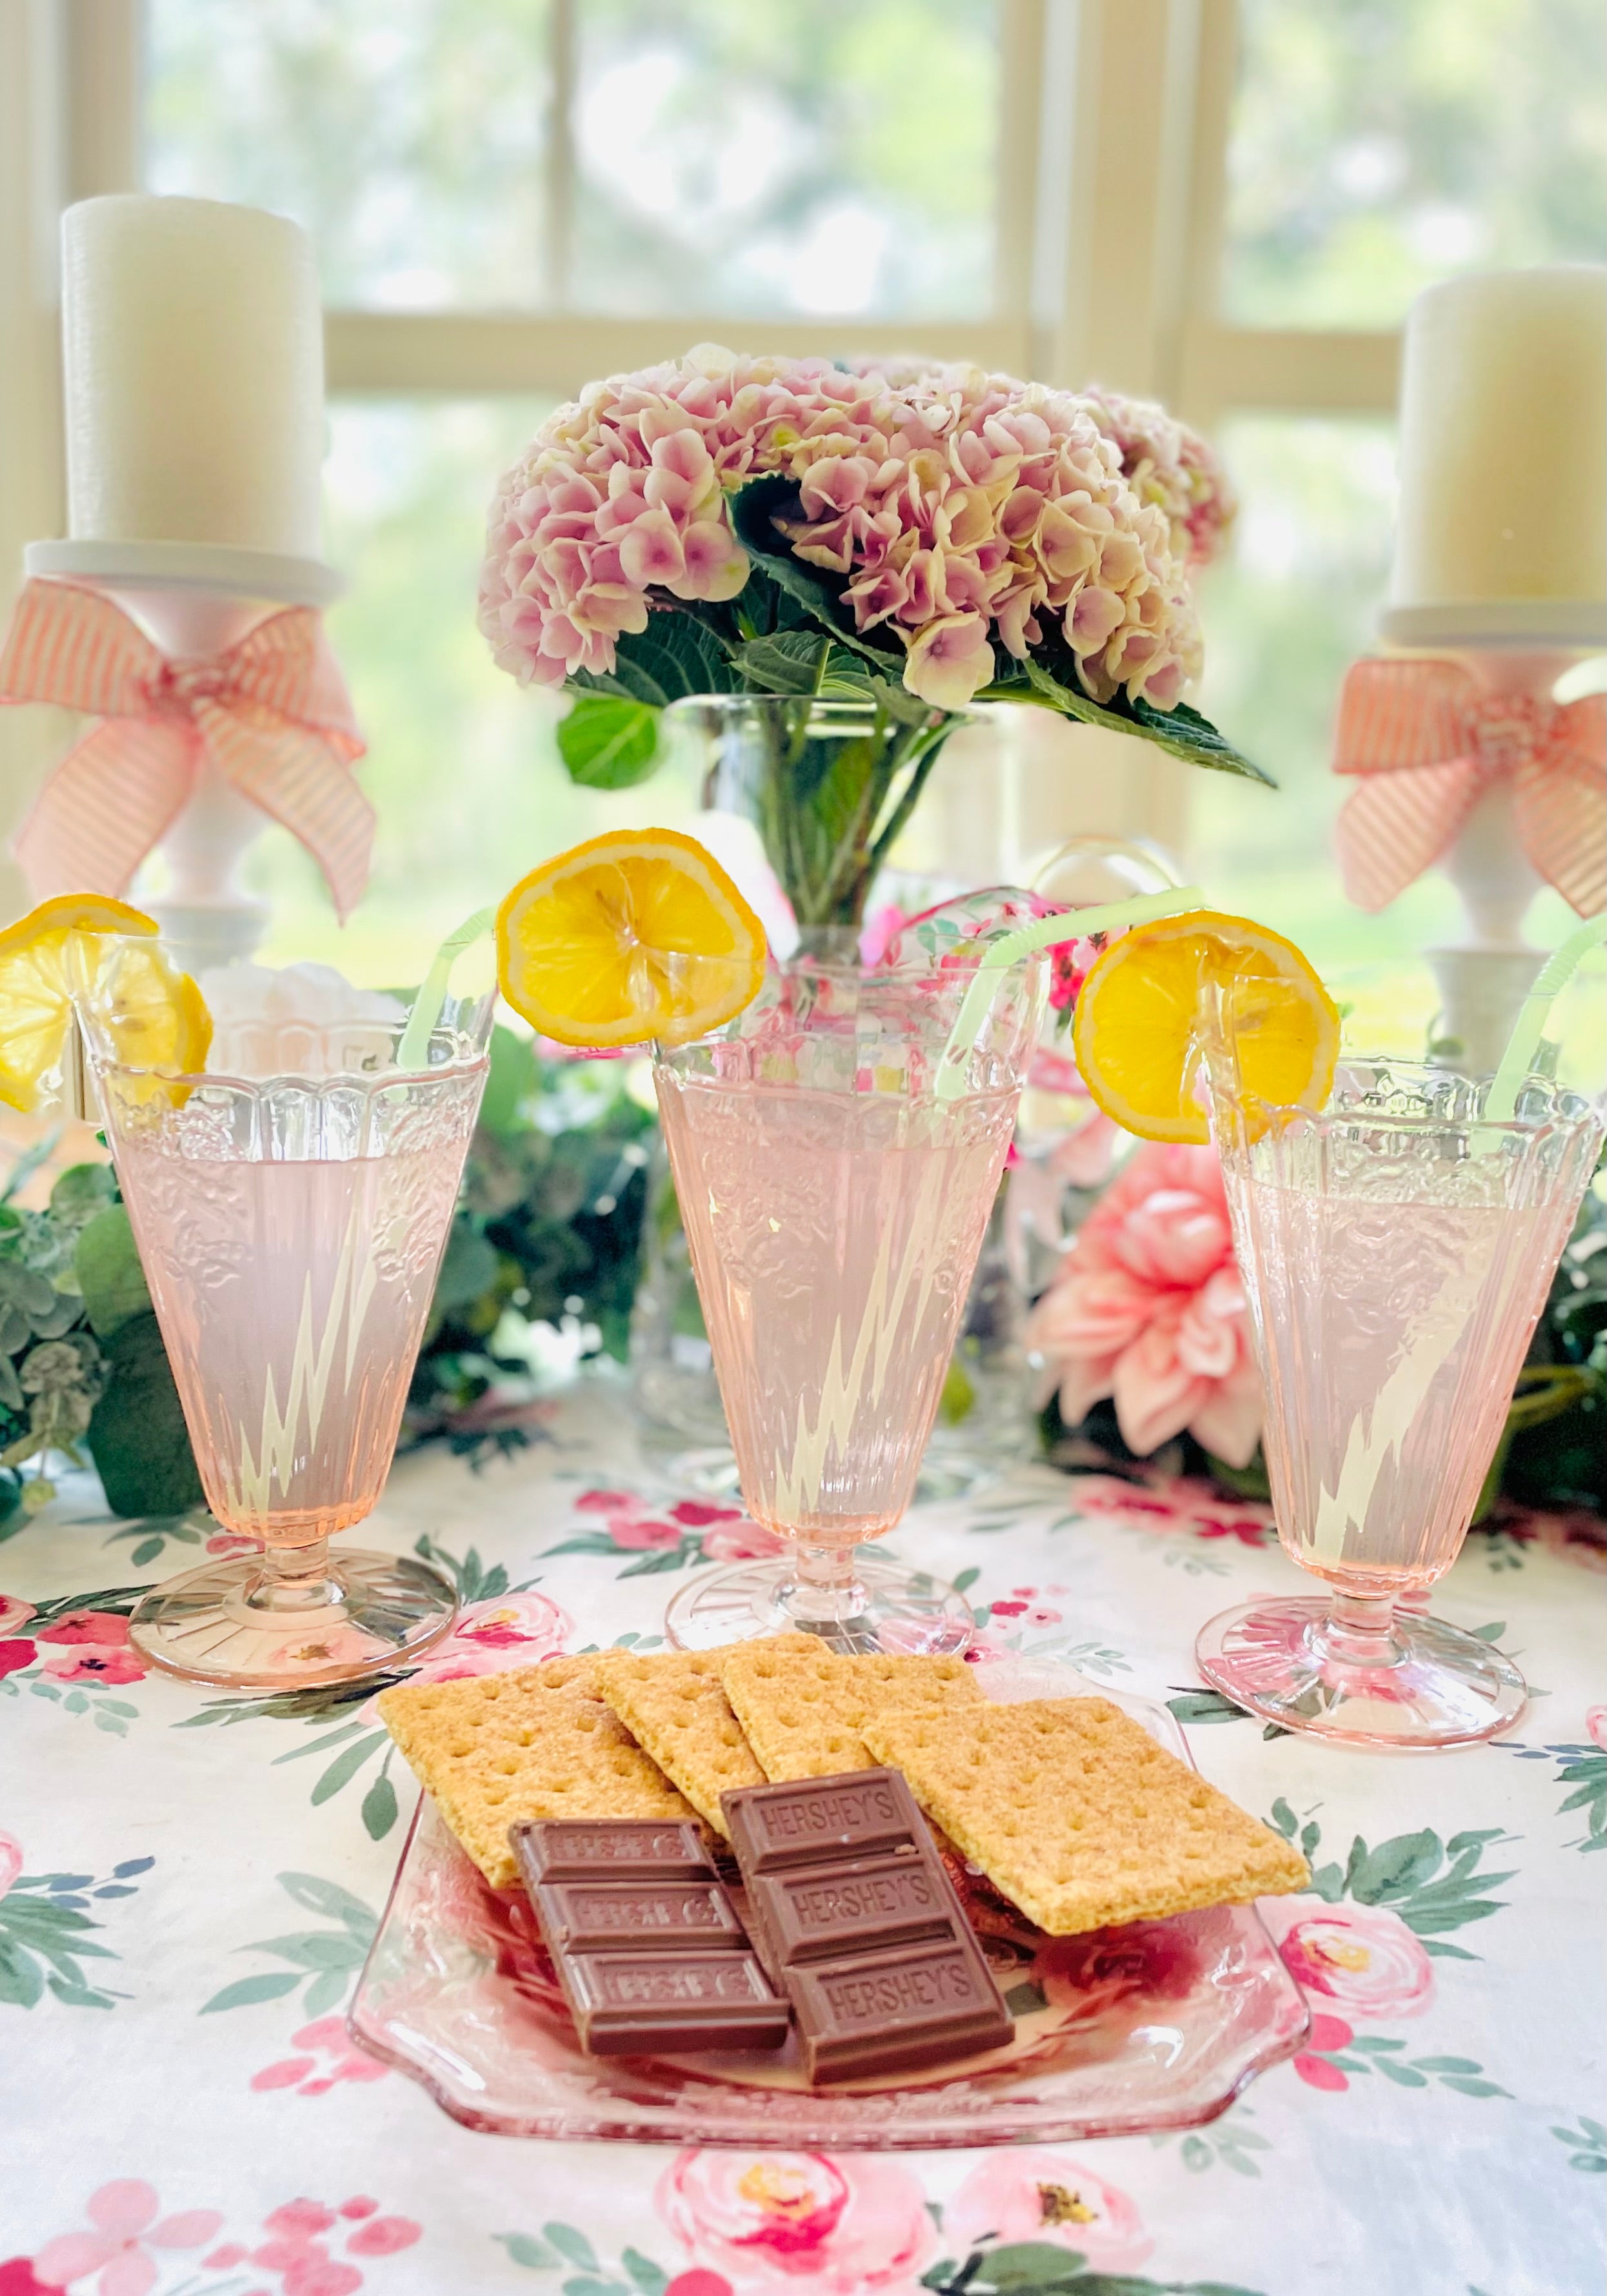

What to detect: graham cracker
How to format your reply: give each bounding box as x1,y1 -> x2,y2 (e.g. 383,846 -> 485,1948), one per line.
592,1650 -> 766,1839
861,1695 -> 1309,1935
718,1631 -> 983,1782
377,1657 -> 696,1890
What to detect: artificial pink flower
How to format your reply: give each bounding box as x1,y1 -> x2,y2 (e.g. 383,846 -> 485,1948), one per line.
657,2150 -> 934,2293
0,1830 -> 21,1899
1258,1898 -> 1435,2021
945,2152 -> 1153,2270
34,2182 -> 223,2296
34,1610 -> 130,1647
1026,1142 -> 1263,1467
39,1645 -> 146,1687
0,1595 -> 35,1636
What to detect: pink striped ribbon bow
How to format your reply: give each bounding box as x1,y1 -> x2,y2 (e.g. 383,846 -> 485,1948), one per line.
0,578 -> 374,919
1333,655 -> 1606,916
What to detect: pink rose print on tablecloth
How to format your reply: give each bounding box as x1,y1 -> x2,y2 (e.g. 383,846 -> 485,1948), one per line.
32,2181 -> 223,2296
395,1590 -> 571,1687
0,1830 -> 21,1899
945,2150 -> 1153,2271
0,1595 -> 35,1636
657,2150 -> 934,2293
1586,1707 -> 1607,1751
1026,1142 -> 1263,1468
252,2015 -> 390,2099
1259,1897 -> 1435,2021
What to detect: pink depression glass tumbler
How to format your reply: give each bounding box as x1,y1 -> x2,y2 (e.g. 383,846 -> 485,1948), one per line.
1197,1057 -> 1602,1749
85,984 -> 490,1690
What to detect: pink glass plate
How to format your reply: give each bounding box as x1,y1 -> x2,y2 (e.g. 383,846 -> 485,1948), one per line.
347,1658 -> 1308,2145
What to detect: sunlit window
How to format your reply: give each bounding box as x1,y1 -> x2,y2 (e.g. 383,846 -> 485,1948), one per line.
1224,0 -> 1607,325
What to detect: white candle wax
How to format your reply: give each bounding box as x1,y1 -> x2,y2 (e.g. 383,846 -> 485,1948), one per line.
1391,265 -> 1607,609
62,194 -> 326,560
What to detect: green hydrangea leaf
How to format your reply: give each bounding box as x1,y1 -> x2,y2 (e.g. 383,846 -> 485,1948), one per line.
85,1311 -> 204,1518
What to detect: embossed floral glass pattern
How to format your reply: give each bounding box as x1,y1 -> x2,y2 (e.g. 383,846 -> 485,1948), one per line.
83,971 -> 492,1690
1197,1056 -> 1602,1749
656,951 -> 1043,1654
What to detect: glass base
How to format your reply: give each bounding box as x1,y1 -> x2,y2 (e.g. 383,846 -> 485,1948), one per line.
1195,1596 -> 1527,1750
127,1549 -> 458,1690
664,1549 -> 975,1657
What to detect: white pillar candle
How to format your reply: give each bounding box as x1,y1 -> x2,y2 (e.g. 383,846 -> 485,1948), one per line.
1390,265 -> 1607,609
61,194 -> 326,560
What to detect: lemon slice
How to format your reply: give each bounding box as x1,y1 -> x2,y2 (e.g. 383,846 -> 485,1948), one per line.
0,895 -> 182,1112
1072,909 -> 1339,1143
497,829 -> 768,1049
93,940 -> 214,1097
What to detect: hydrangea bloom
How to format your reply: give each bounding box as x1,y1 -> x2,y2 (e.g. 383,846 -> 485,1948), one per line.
480,345 -> 1216,715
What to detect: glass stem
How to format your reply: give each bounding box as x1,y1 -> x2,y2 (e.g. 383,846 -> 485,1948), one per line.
250,1537 -> 337,1614
1322,1588 -> 1401,1668
783,1541 -> 870,1628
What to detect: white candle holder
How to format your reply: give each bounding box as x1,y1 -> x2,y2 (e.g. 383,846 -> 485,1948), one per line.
1382,626 -> 1604,1074
22,536 -> 345,978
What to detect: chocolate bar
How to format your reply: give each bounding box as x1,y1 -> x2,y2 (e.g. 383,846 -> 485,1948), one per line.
510,1818 -> 789,2056
723,1767 -> 1012,2082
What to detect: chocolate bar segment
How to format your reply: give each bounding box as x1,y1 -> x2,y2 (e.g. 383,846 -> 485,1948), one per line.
532,1879 -> 744,1955
510,1819 -> 788,2057
723,1768 -> 1012,2083
724,1767 -> 922,1873
561,1950 -> 787,2054
514,1818 -> 713,1885
790,1934 -> 1012,2079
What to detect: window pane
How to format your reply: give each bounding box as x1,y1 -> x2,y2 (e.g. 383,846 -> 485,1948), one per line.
1223,0 -> 1607,327
145,0 -> 999,318
145,0 -> 552,308
1185,417 -> 1581,1040
569,0 -> 997,315
244,401 -> 706,984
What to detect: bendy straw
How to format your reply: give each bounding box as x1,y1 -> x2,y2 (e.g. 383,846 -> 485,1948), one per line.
397,906 -> 495,1073
1484,911 -> 1607,1123
933,886 -> 1206,1102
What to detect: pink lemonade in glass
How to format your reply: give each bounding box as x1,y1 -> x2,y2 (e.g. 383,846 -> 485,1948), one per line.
83,962 -> 490,1691
657,946 -> 1043,1654
1198,1054 -> 1602,1748
657,1075 -> 1018,1548
116,1137 -> 470,1547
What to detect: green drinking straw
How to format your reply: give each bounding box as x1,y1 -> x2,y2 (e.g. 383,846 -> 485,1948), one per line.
397,905 -> 496,1073
1484,911 -> 1607,1123
933,885 -> 1207,1102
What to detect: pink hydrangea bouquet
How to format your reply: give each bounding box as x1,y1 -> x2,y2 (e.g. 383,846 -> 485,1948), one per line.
481,346 -> 1254,929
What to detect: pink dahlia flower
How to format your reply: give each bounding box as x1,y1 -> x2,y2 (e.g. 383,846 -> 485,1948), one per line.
1026,1142 -> 1262,1467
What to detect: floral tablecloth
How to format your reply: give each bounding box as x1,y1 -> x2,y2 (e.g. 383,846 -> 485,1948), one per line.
1,1374 -> 1602,2296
